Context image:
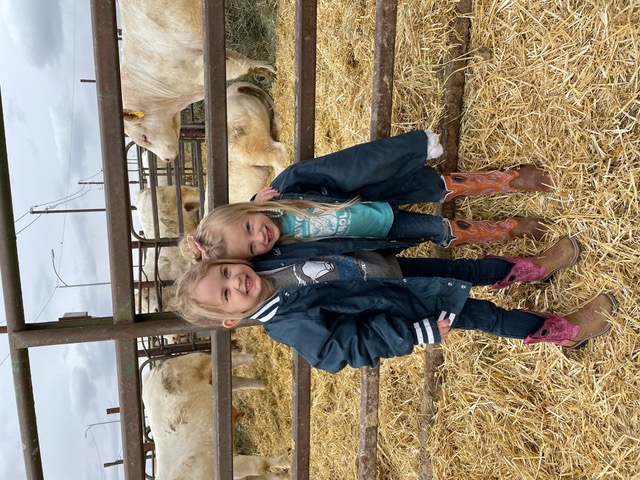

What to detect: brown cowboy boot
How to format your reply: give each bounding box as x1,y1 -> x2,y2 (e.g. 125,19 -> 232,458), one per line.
524,293 -> 616,349
445,217 -> 549,247
441,165 -> 554,202
490,236 -> 580,288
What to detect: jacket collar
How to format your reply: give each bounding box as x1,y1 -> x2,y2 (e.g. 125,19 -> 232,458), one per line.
248,295 -> 281,323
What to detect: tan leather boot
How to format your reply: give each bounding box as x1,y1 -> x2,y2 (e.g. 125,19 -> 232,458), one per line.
524,293 -> 616,348
445,217 -> 549,247
490,236 -> 580,288
441,165 -> 554,202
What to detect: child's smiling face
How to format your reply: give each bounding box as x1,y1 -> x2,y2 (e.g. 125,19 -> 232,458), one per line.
194,263 -> 263,315
222,213 -> 281,259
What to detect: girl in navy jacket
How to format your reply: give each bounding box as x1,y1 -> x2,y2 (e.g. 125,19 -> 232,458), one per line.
180,130 -> 552,264
172,237 -> 615,374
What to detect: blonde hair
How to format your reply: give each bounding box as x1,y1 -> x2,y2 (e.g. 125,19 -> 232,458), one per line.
179,198 -> 358,263
171,258 -> 275,328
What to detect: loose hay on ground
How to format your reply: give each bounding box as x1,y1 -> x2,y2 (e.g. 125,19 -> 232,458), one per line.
223,0 -> 640,478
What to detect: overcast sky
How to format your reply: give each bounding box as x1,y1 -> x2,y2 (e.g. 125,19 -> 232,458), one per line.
1,1 -> 136,478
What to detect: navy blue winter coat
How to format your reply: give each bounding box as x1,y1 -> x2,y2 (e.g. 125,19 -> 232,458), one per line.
252,130 -> 446,271
246,276 -> 471,374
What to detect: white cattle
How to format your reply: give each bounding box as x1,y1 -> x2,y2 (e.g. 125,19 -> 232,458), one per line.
134,186 -> 201,313
119,0 -> 277,162
226,82 -> 287,204
134,185 -> 201,240
142,352 -> 289,480
135,260 -> 180,321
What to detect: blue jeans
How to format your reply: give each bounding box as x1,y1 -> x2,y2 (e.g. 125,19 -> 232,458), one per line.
387,210 -> 452,246
396,257 -> 545,339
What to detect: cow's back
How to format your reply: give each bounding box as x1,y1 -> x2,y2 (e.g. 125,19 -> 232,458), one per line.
142,353 -> 215,479
134,186 -> 200,239
119,0 -> 204,102
119,0 -> 203,49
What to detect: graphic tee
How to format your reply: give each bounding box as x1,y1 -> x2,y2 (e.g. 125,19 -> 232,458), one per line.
279,202 -> 394,240
267,252 -> 402,289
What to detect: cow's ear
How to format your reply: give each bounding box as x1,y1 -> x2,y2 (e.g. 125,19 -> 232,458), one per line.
123,109 -> 145,122
222,318 -> 241,329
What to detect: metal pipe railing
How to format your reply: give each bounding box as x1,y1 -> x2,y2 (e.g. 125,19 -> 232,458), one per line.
358,1 -> 399,476
0,90 -> 45,480
291,0 -> 318,477
201,0 -> 235,478
90,1 -> 144,478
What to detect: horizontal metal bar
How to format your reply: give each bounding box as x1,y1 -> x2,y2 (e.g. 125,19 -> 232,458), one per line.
137,341 -> 212,358
11,313 -> 204,348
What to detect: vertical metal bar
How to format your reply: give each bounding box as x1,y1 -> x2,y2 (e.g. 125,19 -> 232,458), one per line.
358,366 -> 380,480
175,183 -> 185,235
202,1 -> 234,479
90,2 -> 143,480
292,351 -> 311,480
192,140 -> 206,220
294,0 -> 317,164
203,0 -> 229,209
211,329 -> 234,480
420,2 -> 472,479
91,0 -> 135,310
438,0 -> 472,218
358,1 -> 398,478
0,91 -> 45,480
291,0 -> 317,478
113,339 -> 144,480
369,0 -> 398,141
419,347 -> 444,480
147,170 -> 161,240
134,143 -> 146,188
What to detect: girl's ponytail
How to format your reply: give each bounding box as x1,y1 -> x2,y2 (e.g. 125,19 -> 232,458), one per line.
179,234 -> 204,263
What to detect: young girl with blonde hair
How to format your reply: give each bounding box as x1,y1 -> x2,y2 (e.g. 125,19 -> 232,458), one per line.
172,237 -> 615,374
180,130 -> 553,268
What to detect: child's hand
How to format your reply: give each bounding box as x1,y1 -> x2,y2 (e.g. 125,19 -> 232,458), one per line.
437,319 -> 451,340
254,187 -> 280,202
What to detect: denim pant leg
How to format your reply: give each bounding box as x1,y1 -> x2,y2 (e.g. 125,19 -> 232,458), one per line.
387,210 -> 451,246
396,257 -> 513,287
453,298 -> 545,339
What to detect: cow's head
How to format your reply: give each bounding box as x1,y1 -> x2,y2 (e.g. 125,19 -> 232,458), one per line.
123,109 -> 181,163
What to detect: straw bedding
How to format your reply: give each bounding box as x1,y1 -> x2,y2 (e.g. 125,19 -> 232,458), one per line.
223,0 -> 640,478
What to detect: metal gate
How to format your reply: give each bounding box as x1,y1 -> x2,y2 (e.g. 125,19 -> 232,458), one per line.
0,0 -> 472,478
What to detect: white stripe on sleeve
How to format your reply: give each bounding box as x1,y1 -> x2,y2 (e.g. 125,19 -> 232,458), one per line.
413,318 -> 436,345
250,296 -> 281,321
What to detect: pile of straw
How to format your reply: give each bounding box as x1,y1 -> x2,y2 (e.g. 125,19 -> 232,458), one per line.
225,0 -> 640,478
